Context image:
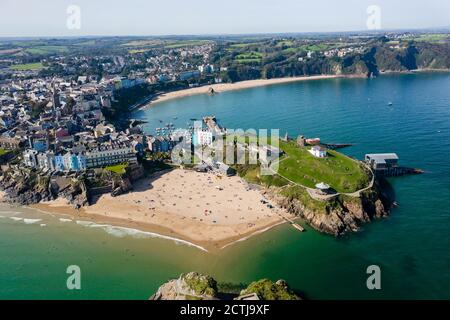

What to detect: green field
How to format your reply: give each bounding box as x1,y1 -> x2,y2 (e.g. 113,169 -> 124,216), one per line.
276,40 -> 295,47
10,62 -> 44,71
276,141 -> 369,193
410,34 -> 450,43
164,40 -> 212,48
229,42 -> 264,49
299,43 -> 331,52
235,52 -> 263,64
129,48 -> 149,54
25,46 -> 69,55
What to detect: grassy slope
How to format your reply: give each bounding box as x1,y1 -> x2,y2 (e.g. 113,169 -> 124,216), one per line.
234,138 -> 369,194
277,141 -> 369,193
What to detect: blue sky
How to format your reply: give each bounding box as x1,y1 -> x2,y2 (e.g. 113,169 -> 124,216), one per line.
0,0 -> 448,37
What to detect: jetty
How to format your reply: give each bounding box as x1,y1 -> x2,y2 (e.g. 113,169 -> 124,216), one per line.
128,119 -> 148,127
279,214 -> 305,232
203,116 -> 224,134
323,143 -> 354,150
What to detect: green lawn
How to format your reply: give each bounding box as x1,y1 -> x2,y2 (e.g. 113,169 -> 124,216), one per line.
277,141 -> 369,193
10,62 -> 44,71
0,148 -> 10,156
105,163 -> 128,174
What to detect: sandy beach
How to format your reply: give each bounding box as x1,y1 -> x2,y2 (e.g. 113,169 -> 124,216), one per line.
33,169 -> 291,251
147,75 -> 346,106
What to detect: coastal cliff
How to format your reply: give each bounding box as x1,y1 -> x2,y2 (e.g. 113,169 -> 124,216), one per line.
0,167 -> 88,207
264,182 -> 391,236
0,164 -> 144,208
149,272 -> 300,300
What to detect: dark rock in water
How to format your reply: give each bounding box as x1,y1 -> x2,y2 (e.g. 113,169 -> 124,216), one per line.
208,87 -> 216,95
149,272 -> 301,300
150,272 -> 219,300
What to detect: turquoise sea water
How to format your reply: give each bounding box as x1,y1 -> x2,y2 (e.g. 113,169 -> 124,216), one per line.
1,73 -> 449,299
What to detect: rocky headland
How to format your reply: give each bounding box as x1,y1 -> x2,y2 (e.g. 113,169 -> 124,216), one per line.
149,272 -> 301,300
263,180 -> 392,236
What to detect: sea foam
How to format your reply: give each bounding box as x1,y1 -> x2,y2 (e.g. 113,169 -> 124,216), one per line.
23,218 -> 42,224
76,222 -> 207,252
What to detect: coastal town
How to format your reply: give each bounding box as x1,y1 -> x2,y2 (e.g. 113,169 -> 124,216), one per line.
2,0 -> 450,303
0,32 -> 436,247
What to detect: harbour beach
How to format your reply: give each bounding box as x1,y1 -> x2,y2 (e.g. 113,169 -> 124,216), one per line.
32,169 -> 290,252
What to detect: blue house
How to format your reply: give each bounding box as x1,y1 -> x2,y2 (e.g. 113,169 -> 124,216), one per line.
33,139 -> 48,152
55,155 -> 65,171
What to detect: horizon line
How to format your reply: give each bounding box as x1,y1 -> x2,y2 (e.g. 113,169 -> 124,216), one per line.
1,26 -> 449,40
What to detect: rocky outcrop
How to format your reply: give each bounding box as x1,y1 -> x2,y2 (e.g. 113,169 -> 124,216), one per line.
0,169 -> 88,208
265,182 -> 391,236
239,279 -> 300,300
150,272 -> 219,300
111,177 -> 133,197
150,272 -> 301,300
0,164 -> 146,207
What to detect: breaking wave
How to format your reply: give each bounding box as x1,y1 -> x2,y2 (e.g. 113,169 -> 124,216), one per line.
75,220 -> 208,252
23,218 -> 42,224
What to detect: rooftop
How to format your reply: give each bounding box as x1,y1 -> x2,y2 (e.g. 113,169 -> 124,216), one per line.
365,153 -> 399,164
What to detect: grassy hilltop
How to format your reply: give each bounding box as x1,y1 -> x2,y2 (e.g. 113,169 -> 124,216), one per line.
235,139 -> 370,194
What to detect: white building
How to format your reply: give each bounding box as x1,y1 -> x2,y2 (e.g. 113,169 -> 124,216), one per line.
309,146 -> 327,158
193,130 -> 213,146
85,145 -> 136,168
23,149 -> 39,168
37,151 -> 56,171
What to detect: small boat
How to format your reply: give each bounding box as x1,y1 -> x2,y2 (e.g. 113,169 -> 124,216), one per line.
173,117 -> 178,120
388,102 -> 393,106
